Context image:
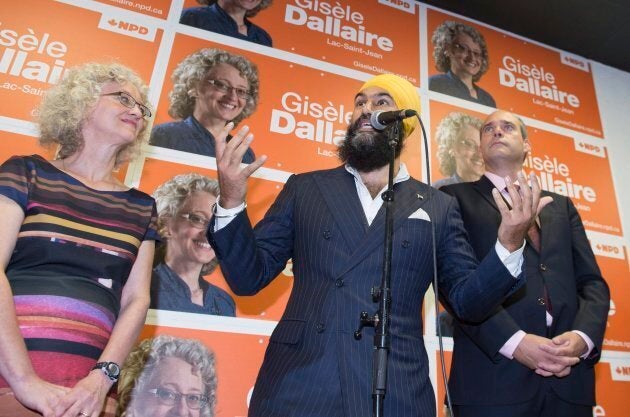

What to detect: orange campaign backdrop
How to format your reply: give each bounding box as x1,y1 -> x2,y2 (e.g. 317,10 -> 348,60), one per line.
1,1 -> 628,416
596,248 -> 630,352
139,325 -> 270,417
594,361 -> 630,417
0,0 -> 163,122
136,157 -> 293,321
249,0 -> 420,85
427,9 -> 604,138
0,131 -> 53,162
152,34 -> 424,178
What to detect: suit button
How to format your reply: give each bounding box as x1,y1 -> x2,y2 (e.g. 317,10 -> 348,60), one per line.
540,263 -> 547,271
537,297 -> 546,306
316,323 -> 325,333
335,279 -> 344,287
323,230 -> 331,239
402,240 -> 410,248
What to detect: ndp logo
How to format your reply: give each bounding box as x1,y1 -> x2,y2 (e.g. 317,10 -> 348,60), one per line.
108,19 -> 149,35
377,0 -> 416,14
98,13 -> 156,42
609,359 -> 630,381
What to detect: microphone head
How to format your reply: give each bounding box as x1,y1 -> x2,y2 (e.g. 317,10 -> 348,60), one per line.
369,110 -> 387,131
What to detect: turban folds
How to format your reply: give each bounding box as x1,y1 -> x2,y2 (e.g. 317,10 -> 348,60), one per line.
360,74 -> 420,136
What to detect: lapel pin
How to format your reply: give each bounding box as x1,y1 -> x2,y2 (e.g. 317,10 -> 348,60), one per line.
416,193 -> 423,200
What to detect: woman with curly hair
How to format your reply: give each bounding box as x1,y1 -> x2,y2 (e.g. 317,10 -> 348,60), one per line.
116,335 -> 217,417
433,112 -> 484,189
0,62 -> 159,416
181,0 -> 273,47
429,21 -> 496,107
150,48 -> 259,163
150,173 -> 235,316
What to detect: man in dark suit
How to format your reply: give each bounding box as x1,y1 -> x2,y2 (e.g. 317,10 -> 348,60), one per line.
441,110 -> 610,417
207,75 -> 553,417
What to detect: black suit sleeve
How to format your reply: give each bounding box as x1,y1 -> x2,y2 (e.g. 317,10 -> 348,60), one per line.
565,198 -> 610,359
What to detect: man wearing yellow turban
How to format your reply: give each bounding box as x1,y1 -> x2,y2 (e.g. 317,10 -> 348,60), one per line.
209,73 -> 546,417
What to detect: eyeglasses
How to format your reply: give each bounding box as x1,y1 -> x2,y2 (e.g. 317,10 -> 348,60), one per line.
147,387 -> 209,410
452,42 -> 483,60
102,91 -> 152,118
207,79 -> 251,100
457,139 -> 480,151
180,213 -> 211,229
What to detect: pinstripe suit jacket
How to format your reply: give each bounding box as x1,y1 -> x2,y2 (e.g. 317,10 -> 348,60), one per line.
209,166 -> 523,417
441,176 -> 609,407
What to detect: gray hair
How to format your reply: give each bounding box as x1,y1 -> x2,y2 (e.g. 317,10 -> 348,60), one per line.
431,21 -> 489,83
38,62 -> 151,166
153,173 -> 220,273
435,112 -> 483,176
168,48 -> 259,126
117,335 -> 217,417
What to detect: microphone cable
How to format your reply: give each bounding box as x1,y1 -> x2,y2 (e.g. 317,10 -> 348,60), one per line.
415,114 -> 456,417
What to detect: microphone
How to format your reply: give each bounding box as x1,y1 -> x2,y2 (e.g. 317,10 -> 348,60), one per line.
370,109 -> 418,130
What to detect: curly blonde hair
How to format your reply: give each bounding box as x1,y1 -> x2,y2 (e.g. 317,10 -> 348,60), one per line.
197,0 -> 273,17
435,112 -> 483,176
37,62 -> 151,166
117,335 -> 217,417
168,48 -> 259,126
153,173 -> 220,274
431,21 -> 489,83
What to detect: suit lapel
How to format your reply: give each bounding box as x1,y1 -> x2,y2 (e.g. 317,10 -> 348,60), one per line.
335,180 -> 430,278
315,166 -> 369,251
473,176 -> 501,213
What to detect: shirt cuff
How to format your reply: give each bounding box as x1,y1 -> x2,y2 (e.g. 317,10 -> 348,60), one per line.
213,196 -> 246,231
499,330 -> 527,359
572,330 -> 595,359
495,240 -> 525,277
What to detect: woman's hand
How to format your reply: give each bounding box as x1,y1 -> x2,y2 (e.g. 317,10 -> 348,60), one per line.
10,374 -> 69,417
53,371 -> 112,417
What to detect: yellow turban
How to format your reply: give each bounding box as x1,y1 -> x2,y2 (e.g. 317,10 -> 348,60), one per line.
360,74 -> 420,136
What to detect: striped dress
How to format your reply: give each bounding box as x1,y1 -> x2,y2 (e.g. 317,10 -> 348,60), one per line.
0,155 -> 159,388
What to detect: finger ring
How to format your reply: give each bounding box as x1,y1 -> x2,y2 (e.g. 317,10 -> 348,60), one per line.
78,412 -> 89,417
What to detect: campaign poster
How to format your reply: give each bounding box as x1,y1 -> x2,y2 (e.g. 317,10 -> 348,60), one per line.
523,128 -> 621,236
180,0 -> 421,85
594,360 -> 630,417
426,8 -> 604,137
590,237 -> 630,352
0,0 -> 163,122
135,156 -> 293,321
428,100 -> 486,188
150,34 -> 424,178
134,323 -> 270,417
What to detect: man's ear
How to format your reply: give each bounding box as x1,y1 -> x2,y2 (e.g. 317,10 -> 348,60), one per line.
523,140 -> 531,161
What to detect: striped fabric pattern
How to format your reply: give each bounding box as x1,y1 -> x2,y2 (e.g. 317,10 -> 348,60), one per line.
0,155 -> 159,387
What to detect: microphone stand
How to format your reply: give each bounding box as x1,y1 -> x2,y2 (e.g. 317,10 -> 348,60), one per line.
354,122 -> 400,417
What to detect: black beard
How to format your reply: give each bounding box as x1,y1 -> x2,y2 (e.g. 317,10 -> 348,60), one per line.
338,116 -> 405,172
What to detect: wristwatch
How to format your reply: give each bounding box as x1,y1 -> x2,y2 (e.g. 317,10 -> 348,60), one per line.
92,361 -> 121,382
